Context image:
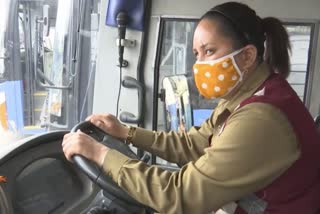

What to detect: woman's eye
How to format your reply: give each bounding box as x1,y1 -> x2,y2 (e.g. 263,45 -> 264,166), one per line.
206,49 -> 214,55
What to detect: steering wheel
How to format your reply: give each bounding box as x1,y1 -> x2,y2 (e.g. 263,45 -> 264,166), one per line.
70,121 -> 142,207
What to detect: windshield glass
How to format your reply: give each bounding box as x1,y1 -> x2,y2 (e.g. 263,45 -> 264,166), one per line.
0,1 -> 10,79
48,0 -> 72,118
0,0 -> 100,146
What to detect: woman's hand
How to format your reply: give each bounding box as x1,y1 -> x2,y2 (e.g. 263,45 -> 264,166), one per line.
86,113 -> 129,140
62,130 -> 109,167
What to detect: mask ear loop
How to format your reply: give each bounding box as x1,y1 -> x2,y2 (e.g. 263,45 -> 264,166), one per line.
230,49 -> 245,82
220,49 -> 245,98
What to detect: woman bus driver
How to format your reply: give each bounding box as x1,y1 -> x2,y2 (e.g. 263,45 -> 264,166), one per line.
62,2 -> 320,213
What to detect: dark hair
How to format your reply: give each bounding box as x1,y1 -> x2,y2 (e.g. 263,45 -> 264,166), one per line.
200,2 -> 291,78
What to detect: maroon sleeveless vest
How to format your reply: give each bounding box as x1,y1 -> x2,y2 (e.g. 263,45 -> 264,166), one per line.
234,74 -> 320,214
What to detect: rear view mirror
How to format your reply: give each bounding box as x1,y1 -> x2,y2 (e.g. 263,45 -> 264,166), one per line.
162,75 -> 193,132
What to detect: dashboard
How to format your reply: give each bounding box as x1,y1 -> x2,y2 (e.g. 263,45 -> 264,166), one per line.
0,131 -> 98,214
13,158 -> 83,213
0,131 -> 147,214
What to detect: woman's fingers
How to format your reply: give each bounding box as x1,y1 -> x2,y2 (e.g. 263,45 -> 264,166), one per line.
87,114 -> 124,138
62,138 -> 76,162
80,112 -> 127,145
90,118 -> 104,130
61,131 -> 109,166
86,113 -> 111,122
62,132 -> 86,161
62,133 -> 72,146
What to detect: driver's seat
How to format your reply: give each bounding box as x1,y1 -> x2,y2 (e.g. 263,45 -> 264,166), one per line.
315,115 -> 320,134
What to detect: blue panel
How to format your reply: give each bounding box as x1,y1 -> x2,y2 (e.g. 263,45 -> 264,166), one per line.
23,127 -> 46,135
0,81 -> 24,132
105,0 -> 145,31
193,109 -> 213,126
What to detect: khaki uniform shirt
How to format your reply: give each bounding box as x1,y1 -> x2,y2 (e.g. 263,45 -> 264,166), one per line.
102,63 -> 300,214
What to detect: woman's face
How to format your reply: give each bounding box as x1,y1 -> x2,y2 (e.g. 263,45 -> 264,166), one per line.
193,18 -> 258,78
192,18 -> 258,99
193,18 -> 235,62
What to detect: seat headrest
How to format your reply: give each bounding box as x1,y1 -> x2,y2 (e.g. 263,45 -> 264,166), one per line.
315,115 -> 320,128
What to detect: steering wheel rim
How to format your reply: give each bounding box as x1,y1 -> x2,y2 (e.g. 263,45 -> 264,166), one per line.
70,121 -> 142,207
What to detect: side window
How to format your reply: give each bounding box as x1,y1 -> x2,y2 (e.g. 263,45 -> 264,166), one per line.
155,19 -> 218,132
154,19 -> 219,166
284,23 -> 316,105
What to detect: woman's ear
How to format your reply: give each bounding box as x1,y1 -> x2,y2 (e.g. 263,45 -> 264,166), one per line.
237,44 -> 258,71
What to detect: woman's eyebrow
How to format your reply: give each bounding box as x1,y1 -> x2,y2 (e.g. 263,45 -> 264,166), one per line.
200,42 -> 216,49
200,42 -> 208,49
193,42 -> 215,52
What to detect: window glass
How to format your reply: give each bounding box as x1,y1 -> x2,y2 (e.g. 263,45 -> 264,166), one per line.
0,1 -> 10,79
155,20 -> 219,166
285,24 -> 313,101
0,0 -> 100,145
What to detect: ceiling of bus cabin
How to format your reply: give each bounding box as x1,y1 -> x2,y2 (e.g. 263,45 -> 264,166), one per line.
151,0 -> 320,20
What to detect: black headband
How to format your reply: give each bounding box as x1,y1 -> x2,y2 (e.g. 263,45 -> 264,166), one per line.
209,8 -> 251,44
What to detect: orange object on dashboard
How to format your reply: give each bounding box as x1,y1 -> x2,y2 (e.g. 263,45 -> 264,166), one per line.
0,176 -> 7,183
0,92 -> 9,130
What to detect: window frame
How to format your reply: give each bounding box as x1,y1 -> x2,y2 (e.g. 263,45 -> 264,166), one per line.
152,17 -> 198,164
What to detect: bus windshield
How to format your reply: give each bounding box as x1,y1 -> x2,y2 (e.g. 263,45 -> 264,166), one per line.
0,0 -> 99,145
0,1 -> 10,79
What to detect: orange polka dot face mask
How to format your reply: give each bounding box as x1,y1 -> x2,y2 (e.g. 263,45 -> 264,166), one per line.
193,49 -> 243,99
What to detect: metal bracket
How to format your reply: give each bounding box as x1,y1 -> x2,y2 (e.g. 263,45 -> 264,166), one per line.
158,88 -> 166,102
117,60 -> 129,68
116,38 -> 136,48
